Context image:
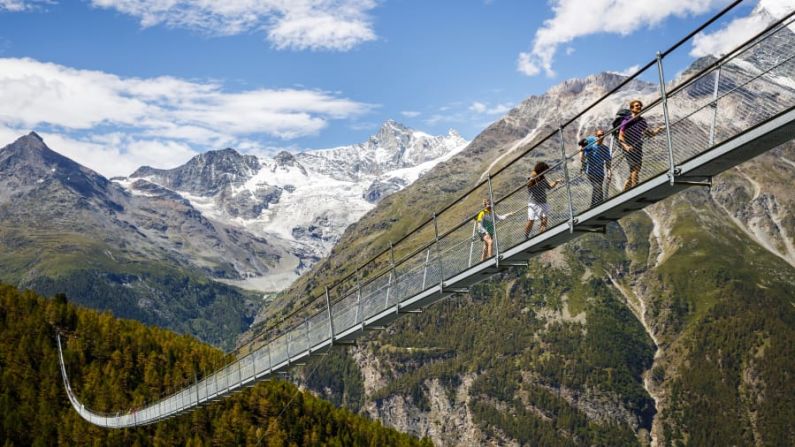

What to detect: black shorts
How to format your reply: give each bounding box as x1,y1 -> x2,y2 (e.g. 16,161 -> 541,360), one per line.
625,146 -> 643,171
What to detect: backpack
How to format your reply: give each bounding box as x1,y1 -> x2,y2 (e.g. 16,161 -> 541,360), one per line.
611,108 -> 632,136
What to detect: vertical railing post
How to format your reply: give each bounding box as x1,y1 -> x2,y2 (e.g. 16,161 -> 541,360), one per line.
385,242 -> 397,308
709,65 -> 722,148
304,317 -> 311,354
267,344 -> 272,373
468,221 -> 477,267
607,136 -> 616,194
195,373 -> 199,405
486,173 -> 500,266
384,270 -> 393,308
325,286 -> 335,346
287,332 -> 292,366
558,126 -> 575,233
433,212 -> 444,289
356,269 -> 364,331
421,248 -> 431,289
656,52 -> 676,185
237,358 -> 243,388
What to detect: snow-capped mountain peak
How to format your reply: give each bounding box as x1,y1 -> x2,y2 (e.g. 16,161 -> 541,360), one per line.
114,120 -> 469,291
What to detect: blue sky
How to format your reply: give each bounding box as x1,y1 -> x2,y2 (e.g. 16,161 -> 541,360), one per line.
0,0 -> 783,177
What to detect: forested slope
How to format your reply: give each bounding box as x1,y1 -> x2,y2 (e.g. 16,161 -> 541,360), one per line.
0,283 -> 431,446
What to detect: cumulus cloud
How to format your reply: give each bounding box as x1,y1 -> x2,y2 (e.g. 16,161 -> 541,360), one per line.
518,0 -> 731,77
691,0 -> 795,57
89,0 -> 378,51
0,57 -> 371,177
42,132 -> 198,176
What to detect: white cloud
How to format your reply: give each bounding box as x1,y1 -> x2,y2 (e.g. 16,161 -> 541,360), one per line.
518,0 -> 731,77
0,57 -> 370,138
517,52 -> 541,76
691,0 -> 795,57
42,131 -> 198,176
469,101 -> 487,114
426,100 -> 512,128
89,0 -> 378,51
469,101 -> 512,115
0,57 -> 372,177
401,110 -> 421,118
0,0 -> 51,12
758,0 -> 795,18
486,103 -> 512,115
608,64 -> 641,77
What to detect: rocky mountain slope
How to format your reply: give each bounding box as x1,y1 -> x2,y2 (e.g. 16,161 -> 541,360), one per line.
252,9 -> 795,445
0,122 -> 465,348
0,133 -> 284,349
119,120 -> 467,292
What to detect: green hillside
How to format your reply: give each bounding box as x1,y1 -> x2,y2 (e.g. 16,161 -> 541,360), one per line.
0,225 -> 259,351
262,130 -> 795,447
0,283 -> 431,446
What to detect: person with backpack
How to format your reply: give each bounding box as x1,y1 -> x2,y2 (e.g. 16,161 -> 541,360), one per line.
579,129 -> 612,207
618,99 -> 663,190
476,198 -> 508,261
524,161 -> 561,239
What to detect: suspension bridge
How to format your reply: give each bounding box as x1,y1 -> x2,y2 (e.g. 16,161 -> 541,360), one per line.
58,2 -> 795,428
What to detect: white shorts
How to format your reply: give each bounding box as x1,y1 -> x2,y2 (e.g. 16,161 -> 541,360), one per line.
527,201 -> 549,220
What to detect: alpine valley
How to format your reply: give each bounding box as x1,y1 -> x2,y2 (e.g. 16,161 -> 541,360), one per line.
0,3 -> 793,446
0,121 -> 467,349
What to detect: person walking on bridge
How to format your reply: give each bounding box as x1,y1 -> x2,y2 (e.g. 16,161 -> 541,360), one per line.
618,100 -> 663,190
476,198 -> 508,261
579,130 -> 612,207
524,161 -> 560,239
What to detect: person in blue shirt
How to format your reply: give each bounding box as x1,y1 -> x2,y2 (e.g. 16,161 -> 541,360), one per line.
579,129 -> 612,207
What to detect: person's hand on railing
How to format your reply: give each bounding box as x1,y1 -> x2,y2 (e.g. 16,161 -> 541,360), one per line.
648,125 -> 665,137
500,210 -> 521,220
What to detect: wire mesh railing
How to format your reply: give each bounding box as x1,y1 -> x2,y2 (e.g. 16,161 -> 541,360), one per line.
58,2 -> 795,427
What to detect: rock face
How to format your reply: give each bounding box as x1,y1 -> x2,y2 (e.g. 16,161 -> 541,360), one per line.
131,148 -> 260,196
273,10 -> 795,446
118,120 -> 468,292
363,177 -> 407,203
0,133 -> 287,349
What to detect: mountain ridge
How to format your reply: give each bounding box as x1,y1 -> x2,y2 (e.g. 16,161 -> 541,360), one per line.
116,120 -> 468,292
